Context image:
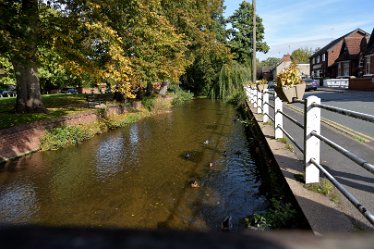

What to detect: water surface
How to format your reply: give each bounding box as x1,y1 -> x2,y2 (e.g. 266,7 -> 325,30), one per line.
0,99 -> 268,231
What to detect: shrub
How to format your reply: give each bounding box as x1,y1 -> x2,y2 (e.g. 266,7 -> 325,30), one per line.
171,85 -> 194,105
41,125 -> 98,150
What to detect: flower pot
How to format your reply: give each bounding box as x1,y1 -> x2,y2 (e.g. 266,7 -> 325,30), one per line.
257,84 -> 268,92
274,84 -> 306,103
294,83 -> 306,100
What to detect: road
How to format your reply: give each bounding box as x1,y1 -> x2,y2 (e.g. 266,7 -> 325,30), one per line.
265,88 -> 374,230
295,88 -> 374,141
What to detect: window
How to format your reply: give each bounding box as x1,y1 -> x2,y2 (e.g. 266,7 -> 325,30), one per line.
366,55 -> 371,74
316,56 -> 320,63
338,63 -> 341,76
343,62 -> 349,76
322,54 -> 326,62
313,57 -> 315,64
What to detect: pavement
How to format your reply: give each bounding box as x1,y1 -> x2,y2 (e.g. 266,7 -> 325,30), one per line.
246,88 -> 374,234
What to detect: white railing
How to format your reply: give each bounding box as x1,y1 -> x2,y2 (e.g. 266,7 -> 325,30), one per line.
323,79 -> 349,88
244,86 -> 374,226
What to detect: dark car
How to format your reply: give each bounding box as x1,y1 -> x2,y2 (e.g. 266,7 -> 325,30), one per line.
303,79 -> 318,91
62,88 -> 78,94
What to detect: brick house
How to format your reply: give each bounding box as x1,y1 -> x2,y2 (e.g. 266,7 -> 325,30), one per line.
362,28 -> 374,76
335,37 -> 365,78
350,28 -> 374,90
310,29 -> 369,80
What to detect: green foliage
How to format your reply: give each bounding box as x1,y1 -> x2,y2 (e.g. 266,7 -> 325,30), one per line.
41,125 -> 99,150
0,56 -> 16,86
141,97 -> 155,111
261,57 -> 281,67
244,198 -> 297,229
228,1 -> 269,64
170,85 -> 194,105
105,113 -> 144,129
291,48 -> 313,64
211,62 -> 251,99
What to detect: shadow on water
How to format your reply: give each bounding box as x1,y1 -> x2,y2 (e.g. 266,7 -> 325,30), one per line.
0,99 -> 271,231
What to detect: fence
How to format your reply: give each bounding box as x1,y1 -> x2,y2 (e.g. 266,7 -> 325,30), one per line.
244,86 -> 374,227
323,78 -> 349,88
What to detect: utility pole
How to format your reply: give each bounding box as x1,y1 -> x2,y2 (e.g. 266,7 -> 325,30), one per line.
252,0 -> 257,83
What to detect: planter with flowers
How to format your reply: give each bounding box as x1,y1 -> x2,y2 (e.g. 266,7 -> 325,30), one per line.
275,63 -> 305,103
256,79 -> 268,92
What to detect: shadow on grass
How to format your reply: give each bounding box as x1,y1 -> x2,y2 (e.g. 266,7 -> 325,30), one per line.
0,94 -> 95,129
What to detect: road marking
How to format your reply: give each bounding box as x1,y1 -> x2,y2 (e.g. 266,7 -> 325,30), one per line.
285,104 -> 374,143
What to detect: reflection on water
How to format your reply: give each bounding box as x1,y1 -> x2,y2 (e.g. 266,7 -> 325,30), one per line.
0,99 -> 268,231
0,180 -> 39,223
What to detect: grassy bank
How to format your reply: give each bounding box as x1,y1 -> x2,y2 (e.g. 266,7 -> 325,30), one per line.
40,95 -> 180,151
0,94 -> 93,129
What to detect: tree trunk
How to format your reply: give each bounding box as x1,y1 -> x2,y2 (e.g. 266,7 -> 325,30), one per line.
12,0 -> 46,113
13,61 -> 46,113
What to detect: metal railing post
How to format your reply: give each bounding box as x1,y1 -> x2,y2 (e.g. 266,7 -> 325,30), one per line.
304,96 -> 321,184
257,90 -> 262,114
274,97 -> 283,139
263,90 -> 269,123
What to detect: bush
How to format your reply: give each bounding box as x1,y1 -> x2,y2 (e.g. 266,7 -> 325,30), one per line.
171,85 -> 194,105
141,96 -> 155,111
41,125 -> 99,150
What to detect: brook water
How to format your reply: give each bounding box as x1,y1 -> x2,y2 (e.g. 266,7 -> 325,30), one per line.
0,99 -> 268,231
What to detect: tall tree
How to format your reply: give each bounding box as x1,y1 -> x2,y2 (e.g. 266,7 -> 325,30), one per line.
1,0 -> 46,112
261,57 -> 281,67
228,1 -> 269,65
291,48 -> 313,64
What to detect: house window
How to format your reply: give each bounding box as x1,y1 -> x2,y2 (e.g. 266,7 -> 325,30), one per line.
343,62 -> 349,76
322,54 -> 326,62
338,63 -> 341,76
316,56 -> 320,63
366,55 -> 371,74
313,57 -> 315,64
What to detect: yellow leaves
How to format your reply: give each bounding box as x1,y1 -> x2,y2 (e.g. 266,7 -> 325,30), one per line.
276,63 -> 302,87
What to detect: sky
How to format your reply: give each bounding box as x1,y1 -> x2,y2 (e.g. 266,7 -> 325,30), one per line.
224,0 -> 374,61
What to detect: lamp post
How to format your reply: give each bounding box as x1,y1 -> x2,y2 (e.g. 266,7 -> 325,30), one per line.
252,0 -> 256,83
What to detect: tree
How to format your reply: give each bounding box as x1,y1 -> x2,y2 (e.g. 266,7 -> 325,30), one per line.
291,48 -> 313,64
261,57 -> 281,67
228,1 -> 269,65
1,0 -> 46,112
161,0 -> 232,96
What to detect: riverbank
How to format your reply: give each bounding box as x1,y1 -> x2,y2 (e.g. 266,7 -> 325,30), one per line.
0,97 -> 173,164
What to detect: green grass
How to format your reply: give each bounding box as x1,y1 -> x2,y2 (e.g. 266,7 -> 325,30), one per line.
0,94 -> 93,129
294,173 -> 340,203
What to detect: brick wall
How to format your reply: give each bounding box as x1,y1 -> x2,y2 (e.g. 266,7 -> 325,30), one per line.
0,104 -> 129,163
349,77 -> 374,90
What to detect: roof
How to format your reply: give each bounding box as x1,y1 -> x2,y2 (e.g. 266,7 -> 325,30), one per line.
311,28 -> 370,57
344,37 -> 363,55
365,27 -> 374,54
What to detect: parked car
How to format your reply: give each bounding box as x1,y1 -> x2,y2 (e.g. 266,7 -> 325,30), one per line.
303,78 -> 318,91
61,88 -> 78,94
1,89 -> 16,97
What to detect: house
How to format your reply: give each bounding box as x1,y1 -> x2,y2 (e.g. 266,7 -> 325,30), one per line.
335,36 -> 365,78
310,29 -> 370,80
272,54 -> 291,80
272,54 -> 310,81
362,27 -> 374,76
349,28 -> 374,90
